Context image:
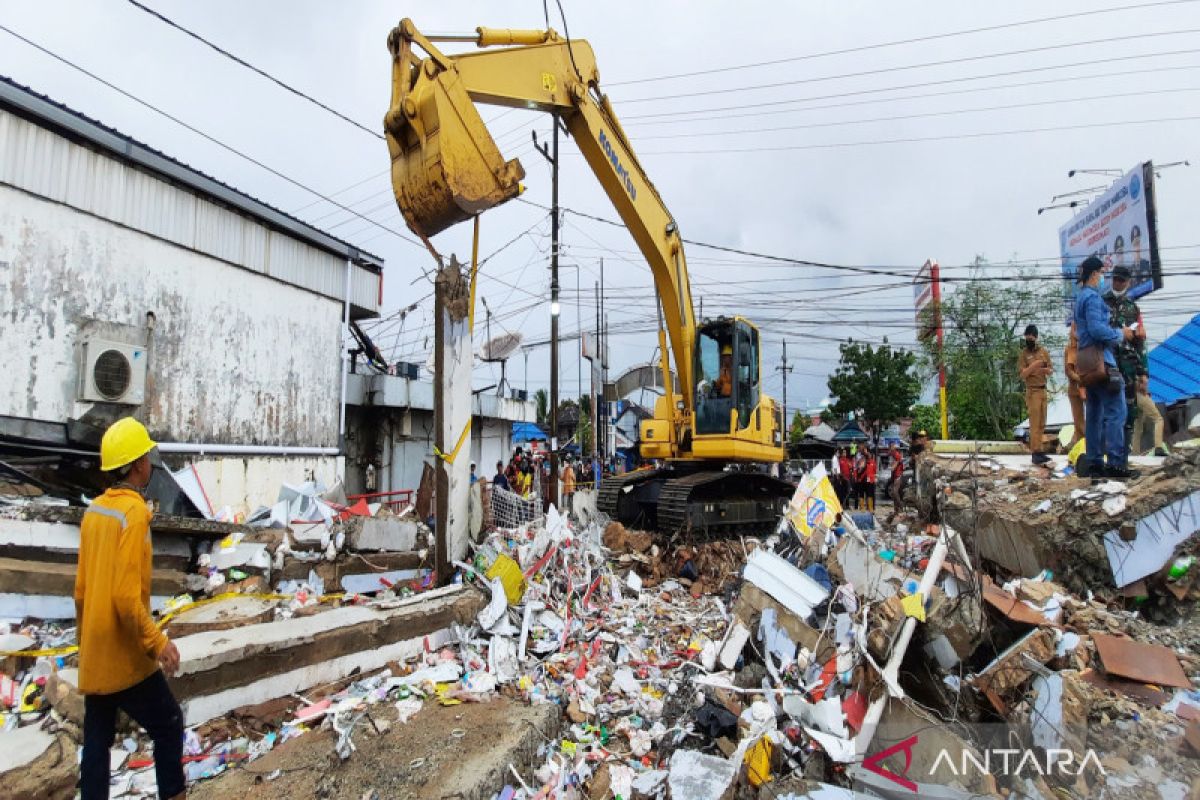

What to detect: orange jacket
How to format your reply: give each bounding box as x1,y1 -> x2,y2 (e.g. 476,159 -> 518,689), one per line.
73,488 -> 167,695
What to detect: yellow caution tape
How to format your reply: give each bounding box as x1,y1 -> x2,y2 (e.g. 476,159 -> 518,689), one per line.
432,419 -> 473,465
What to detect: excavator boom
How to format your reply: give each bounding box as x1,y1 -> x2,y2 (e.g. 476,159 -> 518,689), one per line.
385,19 -> 696,418
384,19 -> 788,533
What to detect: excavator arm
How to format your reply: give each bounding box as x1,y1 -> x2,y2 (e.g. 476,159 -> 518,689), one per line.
384,19 -> 696,428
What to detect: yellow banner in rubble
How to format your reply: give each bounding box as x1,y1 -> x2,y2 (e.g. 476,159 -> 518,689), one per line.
785,464 -> 843,538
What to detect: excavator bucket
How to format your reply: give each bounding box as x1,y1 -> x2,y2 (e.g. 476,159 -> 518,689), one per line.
385,40 -> 525,239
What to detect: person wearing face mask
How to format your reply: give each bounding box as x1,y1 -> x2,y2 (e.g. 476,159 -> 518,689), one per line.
1103,265 -> 1147,453
1076,257 -> 1138,479
1018,323 -> 1053,465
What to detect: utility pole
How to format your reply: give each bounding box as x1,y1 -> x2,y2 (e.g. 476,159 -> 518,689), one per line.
534,119 -> 561,507
776,340 -> 794,445
594,278 -> 601,459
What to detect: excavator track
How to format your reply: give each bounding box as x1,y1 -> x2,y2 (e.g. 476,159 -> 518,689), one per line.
600,467 -> 792,536
657,470 -> 792,535
596,469 -> 664,529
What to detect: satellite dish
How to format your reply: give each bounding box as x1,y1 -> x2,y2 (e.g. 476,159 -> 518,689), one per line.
481,331 -> 523,362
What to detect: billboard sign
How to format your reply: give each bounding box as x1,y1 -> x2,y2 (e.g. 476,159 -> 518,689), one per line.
913,259 -> 942,342
1058,162 -> 1162,304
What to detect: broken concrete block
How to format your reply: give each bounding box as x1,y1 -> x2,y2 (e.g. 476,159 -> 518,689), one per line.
46,668 -> 85,727
346,516 -> 419,552
667,749 -> 736,800
166,595 -> 278,636
0,557 -> 186,598
0,726 -> 76,800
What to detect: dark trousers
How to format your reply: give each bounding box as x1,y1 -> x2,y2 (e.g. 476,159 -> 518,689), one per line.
82,670 -> 184,799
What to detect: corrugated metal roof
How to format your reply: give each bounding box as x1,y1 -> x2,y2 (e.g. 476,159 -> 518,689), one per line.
0,74 -> 384,272
1148,313 -> 1200,405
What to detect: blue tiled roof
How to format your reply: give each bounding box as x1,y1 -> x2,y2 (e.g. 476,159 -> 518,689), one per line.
1148,314 -> 1200,405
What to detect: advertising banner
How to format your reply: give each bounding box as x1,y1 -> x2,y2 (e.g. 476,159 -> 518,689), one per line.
1059,162 -> 1162,307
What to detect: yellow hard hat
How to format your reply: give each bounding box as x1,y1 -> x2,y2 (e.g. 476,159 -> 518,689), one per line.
100,417 -> 157,471
721,345 -> 733,356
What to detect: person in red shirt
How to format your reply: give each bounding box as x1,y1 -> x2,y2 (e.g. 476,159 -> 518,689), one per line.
838,448 -> 853,506
864,448 -> 878,512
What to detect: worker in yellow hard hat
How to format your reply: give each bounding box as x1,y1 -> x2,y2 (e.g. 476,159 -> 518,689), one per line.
76,417 -> 186,800
714,344 -> 734,397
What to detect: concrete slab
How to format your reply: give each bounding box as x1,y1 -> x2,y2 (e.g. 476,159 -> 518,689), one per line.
166,595 -> 278,636
0,556 -> 186,597
277,551 -> 424,592
0,517 -> 191,567
0,725 -> 76,800
0,592 -> 170,620
346,516 -> 419,551
171,584 -> 483,701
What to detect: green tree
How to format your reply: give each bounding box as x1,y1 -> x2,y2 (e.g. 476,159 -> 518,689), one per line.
534,388 -> 549,427
909,404 -> 941,437
920,257 -> 1065,440
789,409 -> 808,443
826,340 -> 920,437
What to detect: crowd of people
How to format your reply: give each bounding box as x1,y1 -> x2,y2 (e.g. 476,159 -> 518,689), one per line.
827,429 -> 930,516
475,448 -> 628,510
1021,257 -> 1167,480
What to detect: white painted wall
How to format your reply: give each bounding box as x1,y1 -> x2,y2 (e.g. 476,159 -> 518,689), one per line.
187,455 -> 344,516
0,184 -> 342,447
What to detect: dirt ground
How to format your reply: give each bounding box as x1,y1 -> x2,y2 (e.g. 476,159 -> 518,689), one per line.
189,697 -> 559,800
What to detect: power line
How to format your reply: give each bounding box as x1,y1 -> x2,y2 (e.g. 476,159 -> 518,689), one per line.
626,114 -> 1200,155
622,48 -> 1200,120
630,87 -> 1200,141
0,23 -> 426,253
617,29 -> 1200,104
608,0 -> 1200,86
625,64 -> 1200,127
124,0 -> 383,139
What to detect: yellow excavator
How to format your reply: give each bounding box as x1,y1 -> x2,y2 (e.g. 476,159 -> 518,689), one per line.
384,19 -> 791,534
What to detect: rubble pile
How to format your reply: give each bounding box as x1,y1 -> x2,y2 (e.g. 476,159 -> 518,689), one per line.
3,451 -> 1200,799
913,448 -> 1200,605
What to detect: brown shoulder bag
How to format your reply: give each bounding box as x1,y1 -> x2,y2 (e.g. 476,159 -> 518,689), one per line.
1075,344 -> 1109,388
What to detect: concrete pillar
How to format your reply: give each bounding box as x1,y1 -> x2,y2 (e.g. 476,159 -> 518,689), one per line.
434,257 -> 473,580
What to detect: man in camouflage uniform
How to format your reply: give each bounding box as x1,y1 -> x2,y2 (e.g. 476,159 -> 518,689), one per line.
1103,265 -> 1147,452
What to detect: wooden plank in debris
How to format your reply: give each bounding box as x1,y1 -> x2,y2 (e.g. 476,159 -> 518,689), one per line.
1091,633 -> 1191,689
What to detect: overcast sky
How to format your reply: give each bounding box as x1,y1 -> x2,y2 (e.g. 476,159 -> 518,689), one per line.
3,1 -> 1198,414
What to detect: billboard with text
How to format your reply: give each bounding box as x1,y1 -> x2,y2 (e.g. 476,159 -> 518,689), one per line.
1059,162 -> 1162,305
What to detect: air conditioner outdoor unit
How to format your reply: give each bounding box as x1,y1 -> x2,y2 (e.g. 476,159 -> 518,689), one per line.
78,339 -> 147,404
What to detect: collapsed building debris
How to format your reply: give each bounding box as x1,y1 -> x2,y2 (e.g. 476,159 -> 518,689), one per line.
1,441 -> 1198,798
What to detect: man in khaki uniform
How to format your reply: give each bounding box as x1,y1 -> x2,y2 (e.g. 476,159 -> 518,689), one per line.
1018,324 -> 1053,465
1063,322 -> 1086,448
1131,375 -> 1167,455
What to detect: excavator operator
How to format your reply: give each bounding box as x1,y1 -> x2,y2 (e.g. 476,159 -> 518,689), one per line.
714,345 -> 733,398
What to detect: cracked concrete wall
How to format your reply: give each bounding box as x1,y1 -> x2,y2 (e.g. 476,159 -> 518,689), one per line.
0,184 -> 342,447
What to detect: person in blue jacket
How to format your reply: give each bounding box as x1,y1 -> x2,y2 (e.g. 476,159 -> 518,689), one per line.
1074,256 -> 1138,479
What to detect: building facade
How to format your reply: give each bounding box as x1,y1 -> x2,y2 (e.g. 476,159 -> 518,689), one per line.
0,78 -> 383,512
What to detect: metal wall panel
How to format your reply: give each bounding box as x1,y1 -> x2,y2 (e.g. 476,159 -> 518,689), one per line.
0,109 -> 380,315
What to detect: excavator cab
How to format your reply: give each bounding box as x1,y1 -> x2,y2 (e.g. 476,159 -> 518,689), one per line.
693,318 -> 760,435
383,21 -> 525,238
